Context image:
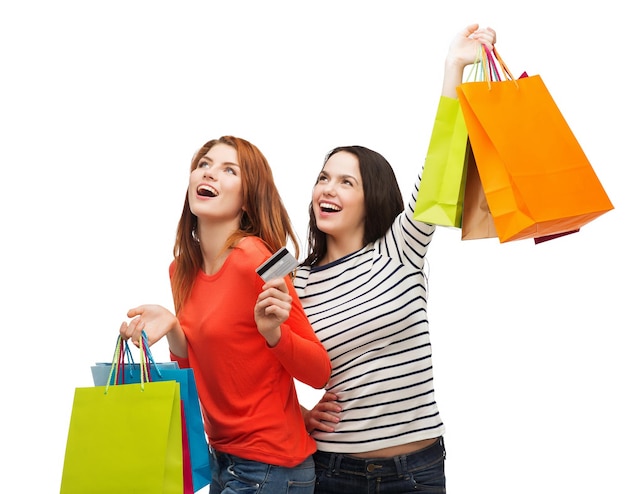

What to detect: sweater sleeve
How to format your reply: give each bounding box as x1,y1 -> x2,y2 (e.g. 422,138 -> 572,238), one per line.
269,278 -> 331,389
376,160 -> 436,272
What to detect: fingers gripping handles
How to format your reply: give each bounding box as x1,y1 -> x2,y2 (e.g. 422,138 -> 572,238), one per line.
104,332 -> 164,393
467,44 -> 517,89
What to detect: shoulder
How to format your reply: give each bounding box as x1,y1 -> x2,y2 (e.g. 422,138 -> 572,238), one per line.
238,236 -> 272,259
224,237 -> 289,291
231,237 -> 274,276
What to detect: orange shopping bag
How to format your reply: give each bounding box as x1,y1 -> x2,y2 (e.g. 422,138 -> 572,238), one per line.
456,47 -> 614,242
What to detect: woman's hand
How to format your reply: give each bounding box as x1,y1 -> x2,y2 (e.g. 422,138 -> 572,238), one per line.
302,392 -> 342,433
119,304 -> 179,347
441,23 -> 497,98
254,277 -> 292,347
448,23 -> 496,67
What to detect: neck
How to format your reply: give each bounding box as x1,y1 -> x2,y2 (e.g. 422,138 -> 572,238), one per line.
196,218 -> 240,275
321,236 -> 364,265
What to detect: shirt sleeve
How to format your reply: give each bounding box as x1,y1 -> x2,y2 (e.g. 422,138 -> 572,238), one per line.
269,278 -> 331,389
377,163 -> 436,271
170,351 -> 190,369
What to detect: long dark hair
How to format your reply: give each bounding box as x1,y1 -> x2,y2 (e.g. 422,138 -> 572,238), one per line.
303,145 -> 403,266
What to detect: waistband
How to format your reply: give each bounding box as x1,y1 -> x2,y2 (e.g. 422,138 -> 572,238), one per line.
313,437 -> 445,478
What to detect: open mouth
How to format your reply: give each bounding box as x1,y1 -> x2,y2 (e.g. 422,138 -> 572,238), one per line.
198,185 -> 218,197
320,202 -> 341,213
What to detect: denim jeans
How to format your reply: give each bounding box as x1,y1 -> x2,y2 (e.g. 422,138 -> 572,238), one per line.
313,437 -> 446,494
209,447 -> 316,493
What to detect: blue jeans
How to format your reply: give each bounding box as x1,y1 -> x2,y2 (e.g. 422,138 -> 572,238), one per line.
209,447 -> 316,493
313,437 -> 446,494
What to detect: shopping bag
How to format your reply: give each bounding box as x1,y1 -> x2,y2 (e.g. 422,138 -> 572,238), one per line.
142,360 -> 211,491
91,361 -> 180,385
461,142 -> 498,240
413,96 -> 470,227
511,72 -> 581,245
181,403 -> 194,494
414,55 -> 491,227
515,71 -> 581,245
60,335 -> 183,493
459,49 -> 500,240
457,46 -> 614,242
91,336 -> 212,492
91,327 -> 179,385
460,68 -> 580,244
534,229 -> 579,244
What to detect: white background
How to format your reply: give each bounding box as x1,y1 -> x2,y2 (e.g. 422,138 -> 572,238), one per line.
1,1 -> 623,493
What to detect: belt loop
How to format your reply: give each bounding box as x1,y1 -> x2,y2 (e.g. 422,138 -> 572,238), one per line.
394,455 -> 407,477
328,452 -> 342,473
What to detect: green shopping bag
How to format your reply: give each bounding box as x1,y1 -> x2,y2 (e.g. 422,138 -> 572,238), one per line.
413,95 -> 469,227
413,51 -> 492,228
91,335 -> 211,492
60,335 -> 184,494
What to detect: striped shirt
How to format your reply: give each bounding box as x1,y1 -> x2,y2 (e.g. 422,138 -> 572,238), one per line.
293,179 -> 444,453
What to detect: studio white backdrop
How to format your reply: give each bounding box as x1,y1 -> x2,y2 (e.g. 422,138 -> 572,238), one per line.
1,2 -> 623,493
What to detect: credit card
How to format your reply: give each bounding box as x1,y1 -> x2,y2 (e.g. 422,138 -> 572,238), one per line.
256,247 -> 299,281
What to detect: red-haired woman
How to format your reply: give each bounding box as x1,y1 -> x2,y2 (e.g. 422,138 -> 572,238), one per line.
120,136 -> 331,493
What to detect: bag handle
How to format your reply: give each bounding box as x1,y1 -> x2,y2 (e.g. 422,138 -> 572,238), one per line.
104,332 -> 152,393
113,336 -> 135,385
105,336 -> 123,392
140,331 -> 166,379
111,331 -> 165,384
466,44 -> 486,82
138,332 -> 150,387
483,47 -> 501,82
483,45 -> 518,89
492,46 -> 515,81
466,44 -> 504,85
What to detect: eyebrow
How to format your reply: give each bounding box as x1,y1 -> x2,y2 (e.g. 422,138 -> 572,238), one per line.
200,157 -> 240,168
321,170 -> 359,183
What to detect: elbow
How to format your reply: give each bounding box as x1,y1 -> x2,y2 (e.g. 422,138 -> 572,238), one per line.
313,362 -> 332,389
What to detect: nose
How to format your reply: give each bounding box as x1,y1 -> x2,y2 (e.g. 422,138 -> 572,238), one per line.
202,167 -> 215,180
321,180 -> 336,196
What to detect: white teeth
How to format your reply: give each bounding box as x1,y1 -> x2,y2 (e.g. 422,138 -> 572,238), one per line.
198,185 -> 217,197
320,202 -> 340,211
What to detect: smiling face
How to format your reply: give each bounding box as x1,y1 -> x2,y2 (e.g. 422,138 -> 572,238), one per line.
312,150 -> 366,250
188,142 -> 244,226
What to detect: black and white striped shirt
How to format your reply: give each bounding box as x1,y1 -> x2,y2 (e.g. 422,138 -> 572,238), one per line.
293,181 -> 444,453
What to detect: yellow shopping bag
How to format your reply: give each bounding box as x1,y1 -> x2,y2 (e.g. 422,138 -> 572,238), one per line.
60,335 -> 184,494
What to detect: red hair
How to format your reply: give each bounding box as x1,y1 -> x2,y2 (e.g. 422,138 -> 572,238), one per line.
171,136 -> 299,313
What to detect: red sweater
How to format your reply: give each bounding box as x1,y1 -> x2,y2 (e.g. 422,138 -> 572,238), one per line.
170,236 -> 330,467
